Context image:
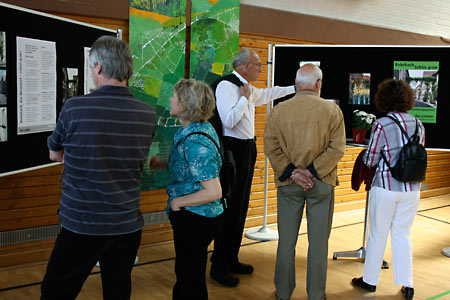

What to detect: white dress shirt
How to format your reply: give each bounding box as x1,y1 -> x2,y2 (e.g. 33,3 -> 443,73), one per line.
215,71 -> 295,140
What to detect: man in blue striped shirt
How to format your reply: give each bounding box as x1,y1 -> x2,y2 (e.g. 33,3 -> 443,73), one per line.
41,36 -> 156,300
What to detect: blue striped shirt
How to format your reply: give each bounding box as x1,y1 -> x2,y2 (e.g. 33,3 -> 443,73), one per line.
48,85 -> 156,235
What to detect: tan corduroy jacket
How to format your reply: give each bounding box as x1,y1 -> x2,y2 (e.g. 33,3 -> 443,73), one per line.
264,90 -> 346,187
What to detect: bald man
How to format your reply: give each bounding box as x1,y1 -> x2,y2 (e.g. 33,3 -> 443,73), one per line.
265,64 -> 346,300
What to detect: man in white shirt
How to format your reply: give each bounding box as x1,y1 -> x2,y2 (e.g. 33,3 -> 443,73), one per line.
210,48 -> 295,287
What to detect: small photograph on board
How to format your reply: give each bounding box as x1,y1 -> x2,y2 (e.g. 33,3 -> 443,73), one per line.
0,69 -> 6,105
394,61 -> 439,108
0,31 -> 5,67
394,61 -> 439,124
299,61 -> 320,67
0,107 -> 7,142
349,73 -> 371,105
62,67 -> 79,104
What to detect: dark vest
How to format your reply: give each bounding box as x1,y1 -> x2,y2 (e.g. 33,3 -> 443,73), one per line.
209,73 -> 243,138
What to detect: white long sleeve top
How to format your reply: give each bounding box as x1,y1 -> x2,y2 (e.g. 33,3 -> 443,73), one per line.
215,71 -> 295,140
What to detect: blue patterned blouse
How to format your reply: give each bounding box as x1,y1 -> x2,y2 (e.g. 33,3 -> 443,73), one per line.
167,122 -> 224,218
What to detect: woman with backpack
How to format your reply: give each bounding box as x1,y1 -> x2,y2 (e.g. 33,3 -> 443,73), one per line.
149,78 -> 224,300
351,79 -> 426,300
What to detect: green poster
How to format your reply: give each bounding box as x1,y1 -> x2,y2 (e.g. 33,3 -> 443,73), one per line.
394,61 -> 439,123
190,0 -> 240,84
129,0 -> 187,190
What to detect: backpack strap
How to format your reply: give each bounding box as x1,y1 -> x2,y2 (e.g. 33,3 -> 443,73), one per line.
210,73 -> 244,91
185,131 -> 223,161
209,74 -> 244,138
380,115 -> 419,169
386,115 -> 419,142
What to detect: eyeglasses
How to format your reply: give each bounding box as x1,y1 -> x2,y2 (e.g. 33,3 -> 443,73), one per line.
248,61 -> 262,68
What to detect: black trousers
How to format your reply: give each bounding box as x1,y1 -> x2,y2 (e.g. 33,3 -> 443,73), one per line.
211,137 -> 257,269
171,210 -> 222,300
41,227 -> 141,300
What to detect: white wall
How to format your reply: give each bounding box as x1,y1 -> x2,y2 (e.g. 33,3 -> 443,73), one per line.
241,0 -> 450,39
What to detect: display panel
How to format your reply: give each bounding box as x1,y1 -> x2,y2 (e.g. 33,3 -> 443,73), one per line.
0,3 -> 116,175
273,45 -> 450,149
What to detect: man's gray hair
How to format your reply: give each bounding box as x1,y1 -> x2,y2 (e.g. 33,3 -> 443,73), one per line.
295,65 -> 323,86
89,36 -> 133,81
233,48 -> 251,69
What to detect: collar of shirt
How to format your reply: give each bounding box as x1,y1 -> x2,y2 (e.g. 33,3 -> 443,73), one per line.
94,84 -> 133,96
296,90 -> 318,97
232,70 -> 248,84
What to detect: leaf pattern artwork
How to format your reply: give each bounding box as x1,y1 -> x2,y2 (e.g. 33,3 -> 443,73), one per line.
129,0 -> 187,190
128,0 -> 240,190
190,0 -> 240,84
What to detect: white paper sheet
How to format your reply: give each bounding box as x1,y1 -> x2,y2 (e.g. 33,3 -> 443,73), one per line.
16,36 -> 56,135
84,47 -> 95,94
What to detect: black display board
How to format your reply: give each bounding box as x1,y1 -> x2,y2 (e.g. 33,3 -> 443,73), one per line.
0,3 -> 116,175
272,45 -> 450,149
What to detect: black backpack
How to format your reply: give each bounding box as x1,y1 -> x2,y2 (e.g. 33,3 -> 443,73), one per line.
381,116 -> 427,182
184,131 -> 236,207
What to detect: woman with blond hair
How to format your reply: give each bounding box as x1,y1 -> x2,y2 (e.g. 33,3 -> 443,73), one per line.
150,78 -> 223,300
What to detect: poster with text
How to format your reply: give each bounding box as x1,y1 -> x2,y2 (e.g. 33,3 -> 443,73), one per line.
394,61 -> 439,123
16,37 -> 57,135
349,73 -> 371,105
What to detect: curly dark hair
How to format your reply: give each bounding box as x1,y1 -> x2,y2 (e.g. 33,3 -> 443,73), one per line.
374,79 -> 415,113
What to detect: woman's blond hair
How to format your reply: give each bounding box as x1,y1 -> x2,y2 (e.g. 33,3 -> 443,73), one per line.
173,78 -> 216,123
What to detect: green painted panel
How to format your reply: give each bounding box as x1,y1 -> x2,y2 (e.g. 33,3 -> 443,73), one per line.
190,0 -> 240,84
129,0 -> 186,190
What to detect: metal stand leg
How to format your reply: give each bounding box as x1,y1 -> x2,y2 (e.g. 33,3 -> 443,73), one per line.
333,194 -> 369,260
333,192 -> 389,269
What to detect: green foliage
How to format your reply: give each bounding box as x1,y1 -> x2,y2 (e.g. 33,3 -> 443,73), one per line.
189,5 -> 239,81
129,0 -> 239,190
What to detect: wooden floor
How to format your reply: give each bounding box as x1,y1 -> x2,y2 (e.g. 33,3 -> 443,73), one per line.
0,195 -> 449,300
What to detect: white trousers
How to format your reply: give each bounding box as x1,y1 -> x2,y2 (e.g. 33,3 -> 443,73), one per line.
363,187 -> 420,287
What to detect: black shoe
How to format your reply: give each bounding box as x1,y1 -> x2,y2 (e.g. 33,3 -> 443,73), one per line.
351,277 -> 376,292
229,262 -> 254,274
401,286 -> 414,300
210,267 -> 240,287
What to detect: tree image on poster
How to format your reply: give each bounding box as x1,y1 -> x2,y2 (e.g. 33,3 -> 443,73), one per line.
129,0 -> 187,190
394,61 -> 439,123
349,73 -> 371,105
190,0 -> 240,84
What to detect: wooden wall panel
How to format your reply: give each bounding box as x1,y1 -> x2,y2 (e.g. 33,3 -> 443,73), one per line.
1,14 -> 450,267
